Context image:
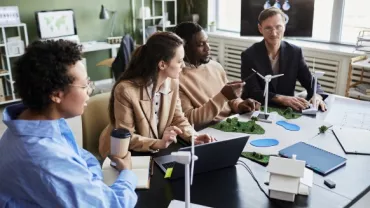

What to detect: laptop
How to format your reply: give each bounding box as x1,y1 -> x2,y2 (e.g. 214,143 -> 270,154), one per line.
154,136 -> 249,179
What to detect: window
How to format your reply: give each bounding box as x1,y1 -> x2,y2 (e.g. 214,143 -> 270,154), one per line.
217,0 -> 241,32
310,0 -> 334,42
341,0 -> 370,44
214,0 -> 370,45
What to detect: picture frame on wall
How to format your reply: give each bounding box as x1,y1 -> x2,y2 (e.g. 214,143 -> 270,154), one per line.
0,6 -> 21,25
35,9 -> 77,39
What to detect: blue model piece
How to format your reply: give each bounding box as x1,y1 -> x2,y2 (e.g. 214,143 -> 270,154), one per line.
276,120 -> 300,131
250,139 -> 279,147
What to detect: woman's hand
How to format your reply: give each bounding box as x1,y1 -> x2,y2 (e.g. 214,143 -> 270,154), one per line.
194,134 -> 216,145
151,126 -> 183,149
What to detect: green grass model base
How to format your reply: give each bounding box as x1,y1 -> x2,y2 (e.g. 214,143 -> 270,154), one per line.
241,152 -> 270,165
261,106 -> 302,119
211,117 -> 265,134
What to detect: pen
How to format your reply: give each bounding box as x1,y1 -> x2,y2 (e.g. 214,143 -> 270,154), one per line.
243,71 -> 257,82
150,157 -> 154,176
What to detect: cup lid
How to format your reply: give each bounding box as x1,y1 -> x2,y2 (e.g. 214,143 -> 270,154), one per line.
111,128 -> 131,138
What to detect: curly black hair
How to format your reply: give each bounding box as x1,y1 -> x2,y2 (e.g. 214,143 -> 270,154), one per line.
174,21 -> 203,45
14,40 -> 82,111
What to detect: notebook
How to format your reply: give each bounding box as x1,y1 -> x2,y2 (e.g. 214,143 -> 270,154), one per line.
102,156 -> 152,189
278,142 -> 347,175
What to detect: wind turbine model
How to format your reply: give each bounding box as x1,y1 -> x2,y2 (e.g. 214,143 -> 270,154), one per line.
251,68 -> 284,123
302,58 -> 325,115
168,126 -> 209,208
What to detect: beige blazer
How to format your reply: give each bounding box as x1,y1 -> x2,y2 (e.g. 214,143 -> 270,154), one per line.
99,78 -> 193,158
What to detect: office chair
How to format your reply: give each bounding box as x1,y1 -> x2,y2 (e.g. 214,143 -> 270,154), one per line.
81,92 -> 110,162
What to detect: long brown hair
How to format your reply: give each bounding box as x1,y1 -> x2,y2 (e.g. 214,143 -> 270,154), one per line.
109,32 -> 184,124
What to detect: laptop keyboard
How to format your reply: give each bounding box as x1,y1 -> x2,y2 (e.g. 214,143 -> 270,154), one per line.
162,162 -> 175,170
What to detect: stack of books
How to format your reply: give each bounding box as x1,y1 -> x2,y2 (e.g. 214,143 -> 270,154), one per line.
355,83 -> 370,95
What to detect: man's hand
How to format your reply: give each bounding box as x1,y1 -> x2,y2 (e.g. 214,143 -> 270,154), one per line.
273,95 -> 309,111
221,81 -> 245,100
152,126 -> 183,150
310,95 -> 327,111
238,98 -> 261,113
109,152 -> 132,171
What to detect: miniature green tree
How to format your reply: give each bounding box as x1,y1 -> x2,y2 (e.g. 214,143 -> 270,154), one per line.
251,116 -> 258,123
237,122 -> 241,127
226,118 -> 232,123
319,125 -> 329,134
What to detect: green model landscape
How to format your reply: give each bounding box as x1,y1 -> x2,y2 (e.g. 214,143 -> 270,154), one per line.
261,106 -> 302,119
241,152 -> 270,165
211,117 -> 265,134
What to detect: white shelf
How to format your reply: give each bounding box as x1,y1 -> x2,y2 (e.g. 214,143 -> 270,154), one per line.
358,36 -> 370,41
352,58 -> 370,69
348,88 -> 370,100
136,16 -> 164,20
0,22 -> 28,105
4,53 -> 24,58
0,98 -> 21,105
0,71 -> 9,77
0,23 -> 26,28
156,24 -> 176,28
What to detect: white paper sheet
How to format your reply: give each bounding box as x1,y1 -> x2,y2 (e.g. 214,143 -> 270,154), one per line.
325,96 -> 370,130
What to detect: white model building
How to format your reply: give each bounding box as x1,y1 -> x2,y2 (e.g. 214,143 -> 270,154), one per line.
267,156 -> 306,202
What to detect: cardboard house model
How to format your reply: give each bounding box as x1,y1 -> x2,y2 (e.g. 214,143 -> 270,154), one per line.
267,156 -> 306,202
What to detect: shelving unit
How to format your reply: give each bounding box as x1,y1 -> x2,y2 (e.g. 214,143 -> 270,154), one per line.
356,30 -> 370,52
132,0 -> 177,44
345,55 -> 370,101
0,23 -> 28,105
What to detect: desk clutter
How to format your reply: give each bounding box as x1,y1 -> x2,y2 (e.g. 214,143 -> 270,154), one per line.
107,36 -> 122,44
196,103 -> 363,203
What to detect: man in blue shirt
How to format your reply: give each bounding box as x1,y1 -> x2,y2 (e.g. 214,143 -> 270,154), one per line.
0,40 -> 137,207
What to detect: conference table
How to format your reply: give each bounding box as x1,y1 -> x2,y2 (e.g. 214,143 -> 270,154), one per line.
133,95 -> 370,208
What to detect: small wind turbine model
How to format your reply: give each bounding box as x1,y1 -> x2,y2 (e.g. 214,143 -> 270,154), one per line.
168,126 -> 208,208
251,68 -> 284,123
302,58 -> 325,115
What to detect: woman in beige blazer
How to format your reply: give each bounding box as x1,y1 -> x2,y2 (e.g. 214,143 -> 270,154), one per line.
99,32 -> 214,158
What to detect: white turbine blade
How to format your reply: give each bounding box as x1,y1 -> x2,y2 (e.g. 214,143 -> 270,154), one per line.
251,68 -> 265,79
271,74 -> 284,79
191,124 -> 195,185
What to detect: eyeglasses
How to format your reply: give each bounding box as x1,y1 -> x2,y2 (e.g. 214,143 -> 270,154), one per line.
70,78 -> 95,96
263,25 -> 284,34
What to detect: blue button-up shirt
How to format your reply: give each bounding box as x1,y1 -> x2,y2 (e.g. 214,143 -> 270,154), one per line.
0,104 -> 138,208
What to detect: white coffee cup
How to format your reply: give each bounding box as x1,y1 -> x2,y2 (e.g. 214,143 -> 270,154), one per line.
110,128 -> 131,158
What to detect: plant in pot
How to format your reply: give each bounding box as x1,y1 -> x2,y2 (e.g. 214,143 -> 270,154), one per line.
184,0 -> 199,23
209,21 -> 216,32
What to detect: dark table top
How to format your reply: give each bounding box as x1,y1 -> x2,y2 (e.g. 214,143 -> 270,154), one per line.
133,95 -> 370,208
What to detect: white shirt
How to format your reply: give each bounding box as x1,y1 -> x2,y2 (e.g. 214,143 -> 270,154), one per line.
146,78 -> 171,127
269,54 -> 280,75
